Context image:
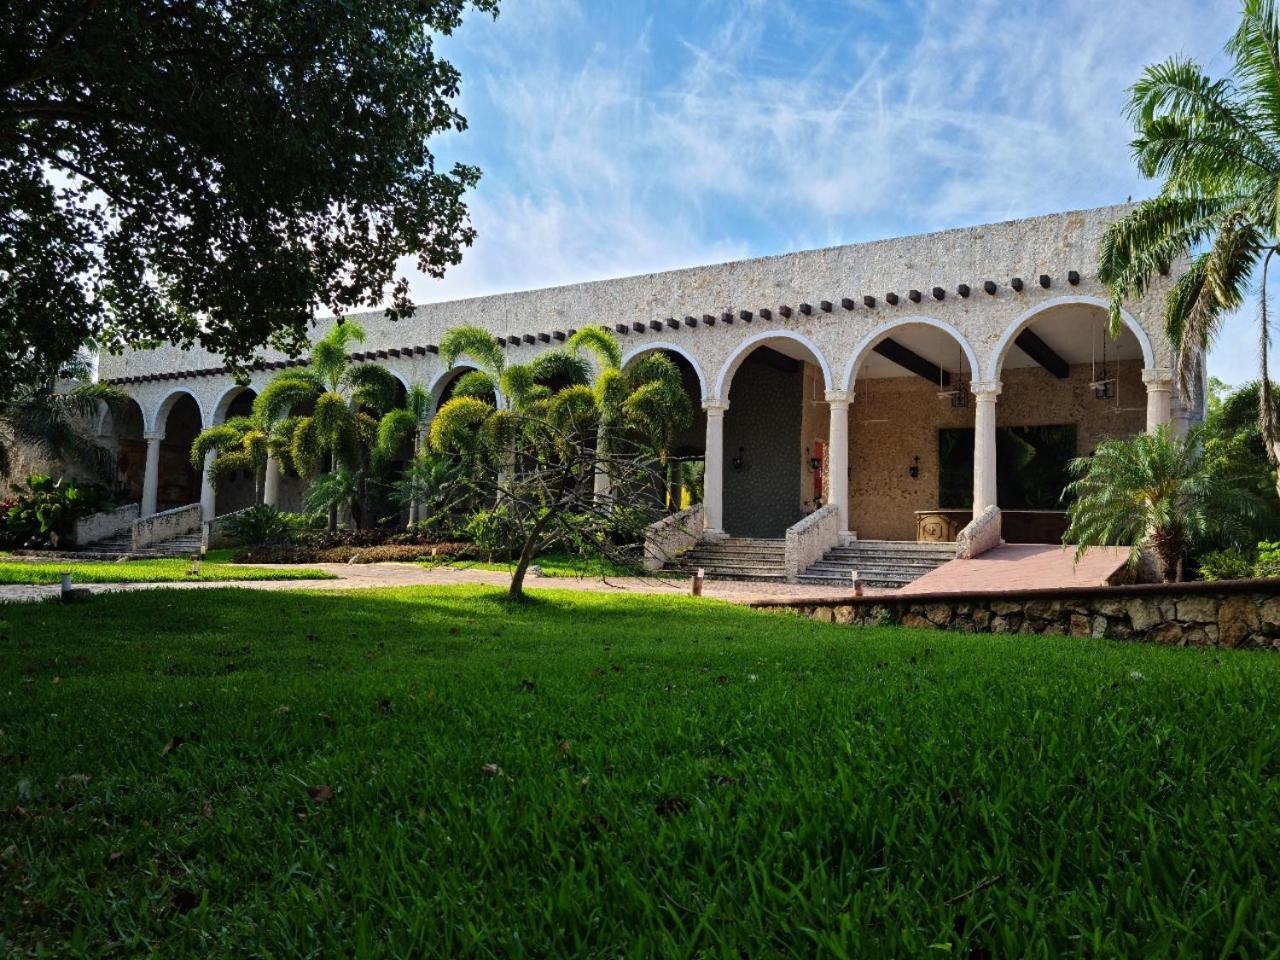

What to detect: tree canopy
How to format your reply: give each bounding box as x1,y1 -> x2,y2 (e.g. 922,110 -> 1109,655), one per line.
1,0 -> 498,398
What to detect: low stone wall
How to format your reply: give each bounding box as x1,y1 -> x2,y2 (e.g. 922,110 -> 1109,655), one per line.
784,504 -> 839,582
132,503 -> 202,551
73,503 -> 139,547
203,507 -> 251,550
644,504 -> 704,571
955,505 -> 1001,559
753,579 -> 1280,649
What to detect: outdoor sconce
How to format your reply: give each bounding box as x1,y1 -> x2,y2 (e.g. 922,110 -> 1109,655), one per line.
731,447 -> 745,471
908,455 -> 921,479
1092,379 -> 1114,401
807,447 -> 822,471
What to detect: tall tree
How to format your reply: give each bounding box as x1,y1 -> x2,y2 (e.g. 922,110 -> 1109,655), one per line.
254,322 -> 399,530
1,0 -> 498,399
1097,0 -> 1280,485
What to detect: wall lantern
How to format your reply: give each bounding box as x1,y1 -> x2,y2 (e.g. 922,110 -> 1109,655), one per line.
731,447 -> 745,471
908,455 -> 921,479
807,447 -> 822,471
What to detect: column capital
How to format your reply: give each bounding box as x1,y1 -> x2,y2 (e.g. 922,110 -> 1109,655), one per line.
824,389 -> 852,405
143,431 -> 165,442
702,399 -> 729,415
970,379 -> 1002,400
1141,367 -> 1175,387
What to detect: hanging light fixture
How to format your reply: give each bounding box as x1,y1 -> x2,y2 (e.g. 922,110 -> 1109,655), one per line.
937,340 -> 968,407
1090,319 -> 1115,401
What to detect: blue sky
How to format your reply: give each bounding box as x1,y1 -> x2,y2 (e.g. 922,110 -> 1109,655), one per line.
412,0 -> 1257,386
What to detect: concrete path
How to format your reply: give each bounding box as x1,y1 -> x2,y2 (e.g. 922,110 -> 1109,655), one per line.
897,544 -> 1130,596
0,562 -> 873,606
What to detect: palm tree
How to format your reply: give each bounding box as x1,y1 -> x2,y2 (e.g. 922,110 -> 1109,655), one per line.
189,414 -> 272,505
375,383 -> 433,524
568,327 -> 692,504
1097,0 -> 1280,489
0,356 -> 126,484
1064,426 -> 1263,582
254,321 -> 399,531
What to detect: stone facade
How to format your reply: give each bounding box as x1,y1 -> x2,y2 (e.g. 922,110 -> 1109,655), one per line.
92,205 -> 1197,538
758,580 -> 1280,650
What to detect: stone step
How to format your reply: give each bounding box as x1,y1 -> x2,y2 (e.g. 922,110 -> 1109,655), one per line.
682,549 -> 785,562
806,559 -> 944,573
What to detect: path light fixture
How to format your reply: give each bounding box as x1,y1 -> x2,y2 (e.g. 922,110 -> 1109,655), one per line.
908,455 -> 920,479
731,447 -> 745,471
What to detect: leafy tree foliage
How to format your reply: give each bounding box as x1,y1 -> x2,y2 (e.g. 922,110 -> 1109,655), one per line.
1097,0 -> 1280,480
1,0 -> 498,397
428,325 -> 693,598
1064,427 -> 1264,581
253,321 -> 399,530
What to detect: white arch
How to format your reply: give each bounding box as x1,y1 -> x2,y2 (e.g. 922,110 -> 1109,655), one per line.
713,330 -> 833,401
211,384 -> 257,425
986,295 -> 1156,381
96,393 -> 146,437
620,341 -> 709,401
148,389 -> 207,435
841,316 -> 981,393
427,362 -> 507,411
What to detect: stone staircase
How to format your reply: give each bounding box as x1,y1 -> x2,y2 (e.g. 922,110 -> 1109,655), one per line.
798,540 -> 956,588
78,529 -> 205,559
666,538 -> 787,582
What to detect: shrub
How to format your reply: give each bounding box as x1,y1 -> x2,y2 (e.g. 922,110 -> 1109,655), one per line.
233,541 -> 470,564
464,508 -> 519,561
1198,547 -> 1256,582
221,504 -> 302,546
1256,541 -> 1280,578
0,474 -> 110,549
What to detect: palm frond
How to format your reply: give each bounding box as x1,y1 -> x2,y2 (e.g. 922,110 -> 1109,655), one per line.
343,363 -> 400,415
439,324 -> 504,375
568,326 -> 622,371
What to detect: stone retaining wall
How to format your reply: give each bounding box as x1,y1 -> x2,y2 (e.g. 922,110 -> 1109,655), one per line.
784,504 -> 839,582
72,502 -> 139,547
753,579 -> 1280,650
644,504 -> 704,571
132,503 -> 202,550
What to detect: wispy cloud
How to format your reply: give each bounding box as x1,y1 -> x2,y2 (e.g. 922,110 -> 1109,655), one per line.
407,0 -> 1263,384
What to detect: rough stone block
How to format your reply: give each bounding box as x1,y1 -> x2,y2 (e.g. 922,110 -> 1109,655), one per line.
1025,599 -> 1062,620
991,601 -> 1021,616
811,606 -> 834,624
925,603 -> 952,626
901,612 -> 932,630
834,605 -> 855,624
1069,613 -> 1090,637
1218,596 -> 1261,648
1148,622 -> 1185,645
1176,596 -> 1218,623
1260,598 -> 1280,629
1125,599 -> 1161,632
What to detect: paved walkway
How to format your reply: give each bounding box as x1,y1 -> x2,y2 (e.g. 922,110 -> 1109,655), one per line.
0,562 -> 875,606
897,543 -> 1130,595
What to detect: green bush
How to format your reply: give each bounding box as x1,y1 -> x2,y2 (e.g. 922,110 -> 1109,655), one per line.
221,505 -> 313,546
0,474 -> 110,549
1256,541 -> 1280,578
463,507 -> 519,561
1198,547 -> 1256,582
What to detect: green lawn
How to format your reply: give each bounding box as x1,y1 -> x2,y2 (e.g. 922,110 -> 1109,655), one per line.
0,550 -> 333,584
441,548 -> 660,579
2,586 -> 1279,956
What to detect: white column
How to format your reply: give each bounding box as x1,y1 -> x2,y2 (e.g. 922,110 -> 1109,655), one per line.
142,432 -> 163,517
1171,398 -> 1192,439
971,380 -> 1002,515
703,400 -> 728,537
199,450 -> 217,520
825,390 -> 851,535
1142,367 -> 1174,434
263,454 -> 281,507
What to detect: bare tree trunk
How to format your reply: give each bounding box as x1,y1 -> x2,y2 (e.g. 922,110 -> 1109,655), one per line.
1259,250 -> 1280,498
326,446 -> 338,533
